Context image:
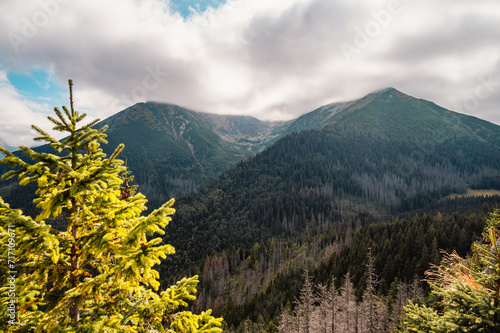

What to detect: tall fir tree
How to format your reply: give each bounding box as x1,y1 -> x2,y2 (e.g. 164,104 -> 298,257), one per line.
0,80 -> 223,332
401,209 -> 500,332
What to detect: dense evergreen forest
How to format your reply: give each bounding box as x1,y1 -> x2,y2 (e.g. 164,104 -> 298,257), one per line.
163,123 -> 500,272
2,88 -> 500,332
187,199 -> 497,332
155,108 -> 500,331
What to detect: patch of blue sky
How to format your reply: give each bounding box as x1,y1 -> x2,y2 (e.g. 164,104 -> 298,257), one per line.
170,0 -> 225,18
7,69 -> 67,113
5,1 -> 227,115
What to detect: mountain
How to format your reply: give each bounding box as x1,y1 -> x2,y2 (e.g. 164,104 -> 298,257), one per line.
97,103 -> 220,204
96,102 -> 288,207
0,102 -> 285,211
100,102 -> 284,157
2,87 -> 500,330
167,87 -> 500,249
2,87 -> 500,213
109,88 -> 500,209
158,88 -> 500,328
166,85 -> 500,253
2,87 -> 499,212
285,87 -> 500,141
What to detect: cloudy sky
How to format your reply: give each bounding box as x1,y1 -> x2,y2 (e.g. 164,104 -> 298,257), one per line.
0,0 -> 499,148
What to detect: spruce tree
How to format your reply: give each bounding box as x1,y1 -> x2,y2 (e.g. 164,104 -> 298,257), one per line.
401,209 -> 500,332
0,80 -> 223,332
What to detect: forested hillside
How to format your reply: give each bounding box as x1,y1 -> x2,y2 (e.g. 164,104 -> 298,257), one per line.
0,102 -> 284,211
163,198 -> 498,332
2,88 -> 500,332
158,89 -> 500,331
164,89 -> 500,269
4,88 -> 498,213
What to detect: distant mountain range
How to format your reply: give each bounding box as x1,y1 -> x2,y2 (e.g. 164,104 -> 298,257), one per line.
165,87 -> 500,263
92,87 -> 500,207
2,87 -> 500,212
152,88 -> 500,328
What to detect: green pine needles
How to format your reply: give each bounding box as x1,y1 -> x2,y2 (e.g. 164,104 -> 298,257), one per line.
0,80 -> 223,332
400,209 -> 500,332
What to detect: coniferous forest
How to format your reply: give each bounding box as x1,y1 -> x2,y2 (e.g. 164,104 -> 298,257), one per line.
1,85 -> 500,332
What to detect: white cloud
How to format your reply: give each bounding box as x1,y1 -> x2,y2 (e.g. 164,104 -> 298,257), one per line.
0,70 -> 58,148
0,0 -> 499,131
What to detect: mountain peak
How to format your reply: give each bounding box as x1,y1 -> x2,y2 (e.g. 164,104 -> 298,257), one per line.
370,87 -> 405,97
374,86 -> 397,93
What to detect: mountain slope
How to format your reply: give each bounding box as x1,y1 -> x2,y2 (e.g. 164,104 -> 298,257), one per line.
163,87 -> 500,272
0,102 -> 284,210
97,102 -> 286,207
2,88 -> 499,214
155,88 -> 500,329
285,87 -> 500,143
329,88 -> 500,143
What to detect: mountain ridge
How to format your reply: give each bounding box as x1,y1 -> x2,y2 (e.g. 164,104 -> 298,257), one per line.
157,88 -> 500,323
4,87 -> 500,154
162,86 -> 500,259
2,87 -> 500,212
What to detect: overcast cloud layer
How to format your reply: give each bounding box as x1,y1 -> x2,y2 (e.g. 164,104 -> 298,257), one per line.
0,0 -> 499,147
